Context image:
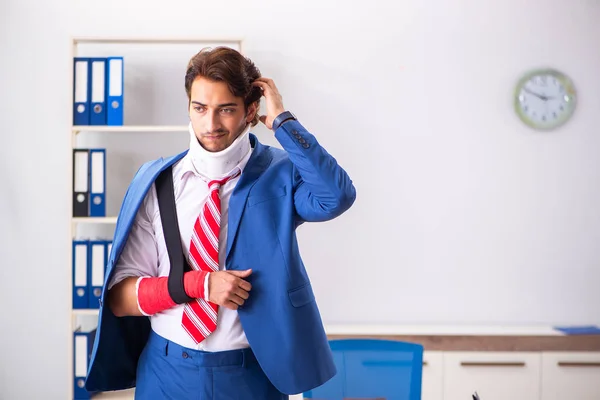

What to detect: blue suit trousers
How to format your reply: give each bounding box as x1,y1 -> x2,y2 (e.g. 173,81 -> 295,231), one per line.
134,330 -> 288,400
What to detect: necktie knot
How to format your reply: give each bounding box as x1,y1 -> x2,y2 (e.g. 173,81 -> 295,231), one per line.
208,168 -> 241,191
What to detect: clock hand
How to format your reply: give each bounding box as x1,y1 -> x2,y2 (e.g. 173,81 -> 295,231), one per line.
522,86 -> 547,100
522,86 -> 556,101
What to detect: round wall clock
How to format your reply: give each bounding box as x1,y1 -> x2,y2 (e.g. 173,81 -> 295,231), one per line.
514,68 -> 577,130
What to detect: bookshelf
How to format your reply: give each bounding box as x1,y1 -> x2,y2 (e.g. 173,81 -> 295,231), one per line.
67,36 -> 243,400
72,125 -> 188,134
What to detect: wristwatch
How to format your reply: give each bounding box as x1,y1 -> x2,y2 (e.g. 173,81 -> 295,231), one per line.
272,111 -> 297,131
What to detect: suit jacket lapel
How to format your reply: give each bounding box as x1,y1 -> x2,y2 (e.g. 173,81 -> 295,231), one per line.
226,134 -> 272,263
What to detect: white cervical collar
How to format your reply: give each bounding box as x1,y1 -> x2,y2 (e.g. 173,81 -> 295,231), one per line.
188,122 -> 252,180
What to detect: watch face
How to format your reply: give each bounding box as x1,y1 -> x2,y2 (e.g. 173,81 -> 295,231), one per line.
514,69 -> 577,130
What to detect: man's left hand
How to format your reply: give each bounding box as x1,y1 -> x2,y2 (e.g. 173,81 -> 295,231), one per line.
252,77 -> 285,130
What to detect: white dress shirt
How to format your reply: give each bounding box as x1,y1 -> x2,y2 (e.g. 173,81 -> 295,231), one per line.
108,123 -> 253,352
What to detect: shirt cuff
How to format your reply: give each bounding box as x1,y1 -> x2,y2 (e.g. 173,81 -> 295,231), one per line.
135,277 -> 152,317
204,272 -> 210,301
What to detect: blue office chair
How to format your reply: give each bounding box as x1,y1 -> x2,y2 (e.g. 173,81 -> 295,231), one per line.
304,338 -> 424,400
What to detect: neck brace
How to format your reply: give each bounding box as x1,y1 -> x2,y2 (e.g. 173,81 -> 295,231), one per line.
187,121 -> 252,179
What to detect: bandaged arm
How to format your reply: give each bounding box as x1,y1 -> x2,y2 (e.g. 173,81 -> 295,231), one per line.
107,186 -> 210,317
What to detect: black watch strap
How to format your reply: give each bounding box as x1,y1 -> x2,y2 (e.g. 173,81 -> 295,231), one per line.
272,111 -> 296,131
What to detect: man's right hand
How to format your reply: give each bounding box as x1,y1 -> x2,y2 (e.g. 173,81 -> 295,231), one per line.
208,269 -> 252,310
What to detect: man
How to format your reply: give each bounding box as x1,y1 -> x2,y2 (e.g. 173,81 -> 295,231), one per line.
85,46 -> 356,399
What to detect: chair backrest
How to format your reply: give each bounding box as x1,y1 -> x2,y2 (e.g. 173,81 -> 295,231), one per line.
304,338 -> 424,400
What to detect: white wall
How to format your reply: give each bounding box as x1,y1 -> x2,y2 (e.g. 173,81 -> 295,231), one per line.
1,0 -> 600,398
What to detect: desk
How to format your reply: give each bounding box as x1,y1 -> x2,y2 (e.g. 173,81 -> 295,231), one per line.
321,325 -> 600,400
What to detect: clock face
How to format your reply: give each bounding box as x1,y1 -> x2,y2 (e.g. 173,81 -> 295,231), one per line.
514,69 -> 577,130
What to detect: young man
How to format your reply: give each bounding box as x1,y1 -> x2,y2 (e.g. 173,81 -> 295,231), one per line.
85,46 -> 356,399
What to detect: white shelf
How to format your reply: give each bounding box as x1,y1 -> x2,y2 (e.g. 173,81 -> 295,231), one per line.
72,36 -> 243,45
73,309 -> 99,317
93,389 -> 135,399
72,125 -> 188,133
72,217 -> 118,224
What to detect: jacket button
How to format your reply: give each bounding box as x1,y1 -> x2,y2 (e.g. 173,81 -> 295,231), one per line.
302,143 -> 310,149
298,138 -> 306,144
182,352 -> 189,359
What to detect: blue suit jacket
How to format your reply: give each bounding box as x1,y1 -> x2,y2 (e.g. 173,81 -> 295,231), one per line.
85,120 -> 357,395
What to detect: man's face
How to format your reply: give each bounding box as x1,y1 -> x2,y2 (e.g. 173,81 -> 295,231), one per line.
188,76 -> 256,152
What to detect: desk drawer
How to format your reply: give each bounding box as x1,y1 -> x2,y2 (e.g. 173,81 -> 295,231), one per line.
443,352 -> 541,400
541,352 -> 600,400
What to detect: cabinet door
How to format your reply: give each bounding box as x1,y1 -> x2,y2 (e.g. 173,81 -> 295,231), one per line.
422,351 -> 443,400
541,352 -> 600,400
443,352 -> 541,400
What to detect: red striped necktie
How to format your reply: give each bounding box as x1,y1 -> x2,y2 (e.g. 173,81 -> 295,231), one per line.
182,168 -> 241,343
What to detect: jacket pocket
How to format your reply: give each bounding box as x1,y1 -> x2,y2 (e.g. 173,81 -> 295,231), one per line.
288,282 -> 315,308
247,185 -> 287,207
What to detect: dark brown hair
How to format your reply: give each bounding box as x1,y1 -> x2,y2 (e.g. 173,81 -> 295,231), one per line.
185,46 -> 262,126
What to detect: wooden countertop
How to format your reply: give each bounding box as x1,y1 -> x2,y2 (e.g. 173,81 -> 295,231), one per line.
326,333 -> 600,351
323,325 -> 600,351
